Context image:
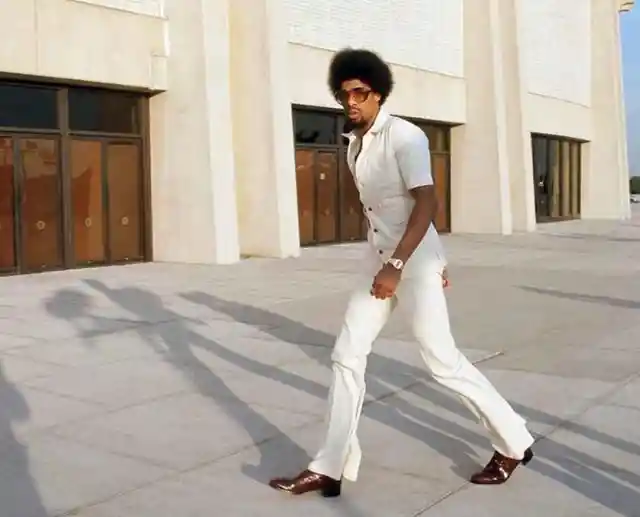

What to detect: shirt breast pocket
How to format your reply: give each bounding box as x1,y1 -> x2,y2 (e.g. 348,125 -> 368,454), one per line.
368,158 -> 404,196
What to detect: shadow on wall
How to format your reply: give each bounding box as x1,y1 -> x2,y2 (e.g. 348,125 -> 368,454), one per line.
41,283 -> 640,517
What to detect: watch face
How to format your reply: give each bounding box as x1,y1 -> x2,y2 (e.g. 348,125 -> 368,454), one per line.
388,258 -> 403,269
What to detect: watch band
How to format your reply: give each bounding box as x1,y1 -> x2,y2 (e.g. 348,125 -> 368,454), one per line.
386,257 -> 404,270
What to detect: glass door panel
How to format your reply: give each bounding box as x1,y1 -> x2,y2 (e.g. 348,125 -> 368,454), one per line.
0,138 -> 15,270
548,140 -> 561,219
19,138 -> 62,272
532,137 -> 549,220
570,143 -> 581,217
560,141 -> 571,217
71,140 -> 105,264
107,143 -> 143,261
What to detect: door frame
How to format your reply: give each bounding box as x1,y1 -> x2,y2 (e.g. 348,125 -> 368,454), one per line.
0,135 -> 17,276
531,133 -> 584,223
0,132 -> 65,275
295,146 -> 341,246
67,136 -> 145,269
430,150 -> 452,233
292,106 -> 453,245
0,81 -> 151,276
0,132 -> 147,275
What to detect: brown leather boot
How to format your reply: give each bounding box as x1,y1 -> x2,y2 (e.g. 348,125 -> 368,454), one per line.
470,448 -> 534,485
269,470 -> 342,497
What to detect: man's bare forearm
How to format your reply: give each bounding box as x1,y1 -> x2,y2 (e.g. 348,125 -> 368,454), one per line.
391,187 -> 438,264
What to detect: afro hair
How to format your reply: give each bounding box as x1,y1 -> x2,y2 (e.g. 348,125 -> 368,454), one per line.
328,48 -> 394,105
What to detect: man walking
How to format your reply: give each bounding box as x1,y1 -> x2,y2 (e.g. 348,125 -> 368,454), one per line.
269,48 -> 534,497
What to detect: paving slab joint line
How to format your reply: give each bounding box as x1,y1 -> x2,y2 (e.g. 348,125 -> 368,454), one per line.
0,314 -> 185,343
533,369 -> 640,441
31,385 -> 197,446
54,416 -> 319,517
363,349 -> 504,404
53,350 -> 507,516
412,482 -> 470,516
412,364 -> 640,517
412,369 -> 640,515
408,349 -> 638,516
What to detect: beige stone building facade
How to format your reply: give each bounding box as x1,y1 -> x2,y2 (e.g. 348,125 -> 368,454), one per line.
0,0 -> 633,274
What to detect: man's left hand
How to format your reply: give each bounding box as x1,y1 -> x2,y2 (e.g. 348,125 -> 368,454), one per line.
371,264 -> 402,299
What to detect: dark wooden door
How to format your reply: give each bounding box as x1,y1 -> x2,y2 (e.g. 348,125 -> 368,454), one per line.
18,137 -> 63,272
69,139 -> 144,265
0,137 -> 15,271
295,149 -> 315,245
295,148 -> 340,245
431,153 -> 451,233
107,142 -> 143,262
338,153 -> 365,241
70,139 -> 106,264
315,150 -> 338,243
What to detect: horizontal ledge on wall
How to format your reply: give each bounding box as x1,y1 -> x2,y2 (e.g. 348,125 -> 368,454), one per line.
619,0 -> 635,12
69,0 -> 166,19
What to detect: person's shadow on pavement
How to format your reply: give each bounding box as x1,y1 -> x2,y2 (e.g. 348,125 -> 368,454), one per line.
0,364 -> 48,516
180,290 -> 640,517
54,280 -> 373,517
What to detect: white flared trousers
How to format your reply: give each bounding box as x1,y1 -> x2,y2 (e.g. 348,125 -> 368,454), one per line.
308,271 -> 534,481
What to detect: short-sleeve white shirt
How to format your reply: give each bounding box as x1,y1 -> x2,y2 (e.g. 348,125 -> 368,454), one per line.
345,108 -> 446,278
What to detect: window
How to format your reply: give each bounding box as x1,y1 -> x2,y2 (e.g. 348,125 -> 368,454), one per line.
531,134 -> 581,222
69,88 -> 140,134
0,85 -> 58,129
292,107 -> 453,241
0,80 -> 149,275
293,111 -> 337,145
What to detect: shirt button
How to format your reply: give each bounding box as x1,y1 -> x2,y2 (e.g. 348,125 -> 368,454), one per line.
367,207 -> 372,211
373,229 -> 378,233
378,250 -> 383,255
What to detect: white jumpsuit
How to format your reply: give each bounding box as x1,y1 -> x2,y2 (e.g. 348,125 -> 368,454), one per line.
308,109 -> 534,481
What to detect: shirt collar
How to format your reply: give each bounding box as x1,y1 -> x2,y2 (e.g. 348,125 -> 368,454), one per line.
342,107 -> 390,141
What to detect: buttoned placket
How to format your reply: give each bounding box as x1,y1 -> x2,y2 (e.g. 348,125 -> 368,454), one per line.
354,134 -> 382,248
354,134 -> 384,256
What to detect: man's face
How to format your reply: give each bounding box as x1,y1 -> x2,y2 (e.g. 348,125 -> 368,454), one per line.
336,79 -> 381,129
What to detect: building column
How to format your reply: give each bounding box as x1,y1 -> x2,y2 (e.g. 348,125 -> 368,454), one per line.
228,0 -> 300,258
149,0 -> 240,264
451,0 -> 536,234
582,0 -> 631,219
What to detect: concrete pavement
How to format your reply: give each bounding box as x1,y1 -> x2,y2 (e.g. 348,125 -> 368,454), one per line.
0,208 -> 639,516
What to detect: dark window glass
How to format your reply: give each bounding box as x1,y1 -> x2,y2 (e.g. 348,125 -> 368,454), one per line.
532,137 -> 548,184
293,111 -> 336,145
532,134 -> 582,221
0,84 -> 58,129
69,88 -> 140,134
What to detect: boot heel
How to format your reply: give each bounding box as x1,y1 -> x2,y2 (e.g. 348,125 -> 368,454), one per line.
522,448 -> 534,466
321,479 -> 342,498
